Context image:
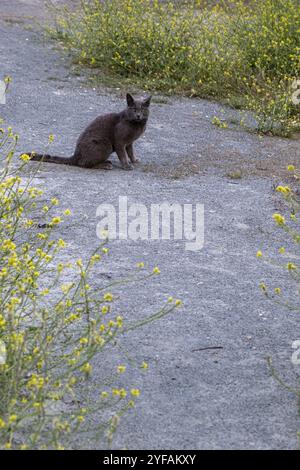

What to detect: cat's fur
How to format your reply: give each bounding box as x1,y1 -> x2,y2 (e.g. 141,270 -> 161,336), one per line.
27,93 -> 151,171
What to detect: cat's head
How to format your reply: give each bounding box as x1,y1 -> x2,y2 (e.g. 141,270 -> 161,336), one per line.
126,93 -> 152,122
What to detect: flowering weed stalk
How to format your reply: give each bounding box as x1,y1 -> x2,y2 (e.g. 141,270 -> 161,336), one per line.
48,0 -> 300,136
0,123 -> 181,449
257,165 -> 300,441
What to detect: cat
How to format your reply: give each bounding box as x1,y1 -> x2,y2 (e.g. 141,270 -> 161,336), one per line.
27,93 -> 151,171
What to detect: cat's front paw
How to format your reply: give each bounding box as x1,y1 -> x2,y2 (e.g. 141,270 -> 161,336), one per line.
132,157 -> 140,164
122,162 -> 134,171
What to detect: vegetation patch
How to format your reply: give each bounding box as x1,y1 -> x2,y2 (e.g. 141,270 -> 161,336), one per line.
0,121 -> 181,449
257,165 -> 300,441
49,0 -> 300,136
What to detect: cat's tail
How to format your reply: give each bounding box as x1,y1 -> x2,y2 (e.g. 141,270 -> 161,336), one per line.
27,153 -> 76,165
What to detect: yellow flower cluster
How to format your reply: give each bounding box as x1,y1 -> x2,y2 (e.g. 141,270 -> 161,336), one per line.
272,213 -> 285,226
275,186 -> 291,194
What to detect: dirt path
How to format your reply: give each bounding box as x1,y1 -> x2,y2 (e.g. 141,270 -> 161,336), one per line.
1,1 -> 299,449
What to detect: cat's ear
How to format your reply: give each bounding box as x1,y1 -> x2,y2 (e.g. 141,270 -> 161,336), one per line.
143,95 -> 152,107
126,93 -> 135,107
